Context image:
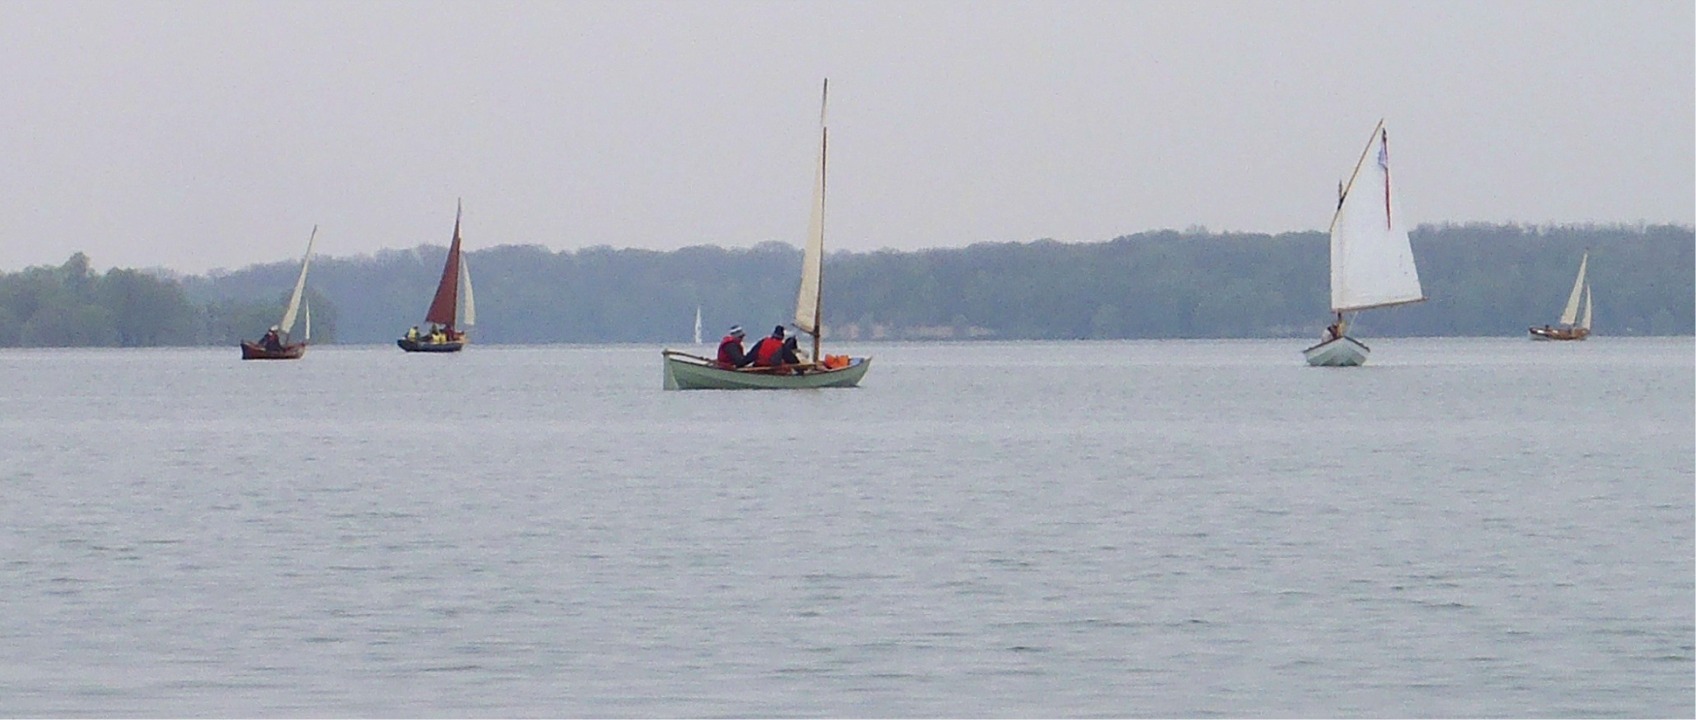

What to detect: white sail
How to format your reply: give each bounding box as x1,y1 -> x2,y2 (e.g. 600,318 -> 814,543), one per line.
1329,121 -> 1424,312
278,225 -> 318,337
1559,252 -> 1589,326
694,306 -> 703,344
793,79 -> 827,337
459,255 -> 476,327
1580,283 -> 1592,330
303,296 -> 312,342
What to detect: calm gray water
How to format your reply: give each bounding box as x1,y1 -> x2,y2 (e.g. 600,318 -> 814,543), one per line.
1,338 -> 1690,717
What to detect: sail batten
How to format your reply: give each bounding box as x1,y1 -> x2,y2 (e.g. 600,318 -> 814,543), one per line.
426,202 -> 464,328
278,225 -> 318,336
1330,123 -> 1424,313
793,79 -> 828,342
1559,252 -> 1588,326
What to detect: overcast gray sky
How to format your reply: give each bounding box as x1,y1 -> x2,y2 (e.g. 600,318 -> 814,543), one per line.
1,0 -> 1690,273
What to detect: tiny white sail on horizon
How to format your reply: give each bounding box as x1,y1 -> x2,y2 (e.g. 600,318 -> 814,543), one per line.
694,306 -> 703,344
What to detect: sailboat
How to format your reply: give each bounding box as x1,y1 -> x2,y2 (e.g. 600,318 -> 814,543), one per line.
398,201 -> 476,352
694,305 -> 703,345
240,226 -> 318,360
1529,252 -> 1592,340
661,79 -> 871,390
1302,120 -> 1425,367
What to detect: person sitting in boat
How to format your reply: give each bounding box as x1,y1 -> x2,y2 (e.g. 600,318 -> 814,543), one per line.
261,326 -> 283,351
750,325 -> 788,367
716,325 -> 751,369
780,335 -> 803,367
405,326 -> 420,342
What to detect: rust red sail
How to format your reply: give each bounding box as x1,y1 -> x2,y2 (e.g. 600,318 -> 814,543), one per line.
425,205 -> 463,329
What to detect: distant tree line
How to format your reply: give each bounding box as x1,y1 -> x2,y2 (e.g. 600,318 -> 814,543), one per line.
0,253 -> 194,347
2,223 -> 1690,347
0,252 -> 337,347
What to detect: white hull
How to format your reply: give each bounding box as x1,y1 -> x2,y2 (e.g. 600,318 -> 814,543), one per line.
1303,336 -> 1371,367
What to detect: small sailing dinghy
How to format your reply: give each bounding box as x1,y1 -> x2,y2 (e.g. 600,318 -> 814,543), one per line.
1303,120 -> 1425,367
662,80 -> 871,390
241,226 -> 317,360
398,201 -> 476,353
1529,251 -> 1592,341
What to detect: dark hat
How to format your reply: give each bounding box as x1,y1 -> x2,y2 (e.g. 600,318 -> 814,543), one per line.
773,325 -> 786,337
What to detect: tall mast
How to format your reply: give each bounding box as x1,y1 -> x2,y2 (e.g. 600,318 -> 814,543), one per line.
815,78 -> 826,363
793,78 -> 828,362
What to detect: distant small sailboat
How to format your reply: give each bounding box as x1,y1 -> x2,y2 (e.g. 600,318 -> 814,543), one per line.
241,226 -> 317,360
398,201 -> 476,353
1303,120 -> 1425,367
1529,251 -> 1592,341
661,79 -> 871,389
694,305 -> 703,345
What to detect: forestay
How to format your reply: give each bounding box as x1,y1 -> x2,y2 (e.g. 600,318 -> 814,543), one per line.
1329,122 -> 1424,312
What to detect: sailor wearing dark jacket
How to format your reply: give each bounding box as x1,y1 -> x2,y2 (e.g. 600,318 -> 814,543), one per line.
716,325 -> 752,368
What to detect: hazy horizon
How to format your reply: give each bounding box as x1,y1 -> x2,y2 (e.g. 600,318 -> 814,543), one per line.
3,0 -> 1691,274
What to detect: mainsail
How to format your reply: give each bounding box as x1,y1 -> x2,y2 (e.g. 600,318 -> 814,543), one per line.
426,202 -> 465,329
1580,284 -> 1593,330
793,78 -> 828,351
278,225 -> 318,337
1559,252 -> 1589,326
1329,121 -> 1424,312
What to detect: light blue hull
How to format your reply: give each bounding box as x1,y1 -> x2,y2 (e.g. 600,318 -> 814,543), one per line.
662,351 -> 870,390
1303,336 -> 1371,367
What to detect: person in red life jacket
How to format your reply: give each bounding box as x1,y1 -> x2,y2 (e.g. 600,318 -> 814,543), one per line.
716,325 -> 751,369
749,325 -> 788,366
